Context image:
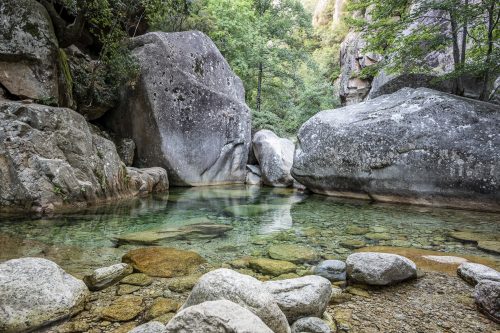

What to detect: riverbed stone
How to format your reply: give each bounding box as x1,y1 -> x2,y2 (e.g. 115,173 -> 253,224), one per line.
265,275 -> 332,323
268,244 -> 318,263
168,274 -> 201,292
458,263 -> 500,286
166,300 -> 275,333
0,258 -> 89,333
122,247 -> 206,277
145,298 -> 180,321
117,284 -> 141,295
253,129 -> 295,187
292,88 -> 500,211
477,241 -> 500,255
105,31 -> 251,186
291,317 -> 332,333
249,257 -> 298,276
340,239 -> 366,249
83,263 -> 133,291
129,321 -> 165,333
120,273 -> 153,286
100,295 -> 144,321
474,280 -> 500,323
182,268 -> 290,333
346,252 -> 417,285
314,260 -> 347,282
346,226 -> 369,235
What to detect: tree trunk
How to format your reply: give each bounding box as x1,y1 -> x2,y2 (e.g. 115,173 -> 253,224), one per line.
257,62 -> 263,112
479,1 -> 495,101
450,12 -> 464,96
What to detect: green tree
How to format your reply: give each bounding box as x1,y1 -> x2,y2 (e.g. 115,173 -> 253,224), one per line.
347,0 -> 499,101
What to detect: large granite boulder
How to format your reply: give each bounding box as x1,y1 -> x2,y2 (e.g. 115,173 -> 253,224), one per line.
0,101 -> 168,214
0,258 -> 89,333
458,263 -> 500,286
474,280 -> 500,323
105,31 -> 251,186
264,276 -> 332,323
292,88 -> 500,211
253,130 -> 295,187
166,300 -> 274,333
291,317 -> 332,333
0,0 -> 60,102
182,269 -> 290,333
346,252 -> 417,285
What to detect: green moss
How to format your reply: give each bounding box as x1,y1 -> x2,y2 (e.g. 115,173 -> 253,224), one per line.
58,48 -> 74,103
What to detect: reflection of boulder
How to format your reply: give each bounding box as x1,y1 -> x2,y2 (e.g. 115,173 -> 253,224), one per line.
258,192 -> 305,234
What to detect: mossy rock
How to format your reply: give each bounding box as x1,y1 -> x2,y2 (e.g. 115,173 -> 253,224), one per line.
120,273 -> 152,286
365,232 -> 392,241
168,274 -> 201,293
122,247 -> 206,278
248,257 -> 297,276
116,284 -> 140,295
145,297 -> 180,320
100,295 -> 144,321
478,241 -> 500,255
340,239 -> 366,249
268,244 -> 318,263
345,226 -> 369,235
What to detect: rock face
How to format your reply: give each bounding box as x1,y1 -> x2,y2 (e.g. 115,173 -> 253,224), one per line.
314,260 -> 347,282
346,252 -> 417,285
264,276 -> 332,323
122,247 -> 205,278
182,269 -> 290,333
105,31 -> 251,186
474,280 -> 500,323
291,317 -> 332,333
0,258 -> 89,333
292,88 -> 500,211
166,300 -> 274,333
458,263 -> 500,286
0,101 -> 168,213
253,130 -> 295,187
83,263 -> 133,291
0,0 -> 60,102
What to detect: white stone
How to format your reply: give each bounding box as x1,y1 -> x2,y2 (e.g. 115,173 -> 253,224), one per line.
458,262 -> 500,286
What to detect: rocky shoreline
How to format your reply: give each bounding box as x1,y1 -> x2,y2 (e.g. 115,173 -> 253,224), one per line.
1,246 -> 499,333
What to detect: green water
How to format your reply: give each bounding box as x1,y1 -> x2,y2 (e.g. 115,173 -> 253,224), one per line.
1,185 -> 499,276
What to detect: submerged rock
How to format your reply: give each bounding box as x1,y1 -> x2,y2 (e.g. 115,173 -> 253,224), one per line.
268,244 -> 318,264
249,257 -> 298,276
105,31 -> 251,186
253,130 -> 295,187
122,247 -> 205,278
346,252 -> 417,285
474,280 -> 500,323
0,258 -> 89,333
458,263 -> 500,286
83,263 -> 133,291
477,241 -> 500,255
115,223 -> 233,245
292,88 -> 500,211
166,300 -> 275,333
291,317 -> 332,333
0,0 -> 60,102
265,275 -> 332,323
0,101 -> 168,214
182,268 -> 290,333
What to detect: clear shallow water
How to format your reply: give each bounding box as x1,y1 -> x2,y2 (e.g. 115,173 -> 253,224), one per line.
1,185 -> 499,276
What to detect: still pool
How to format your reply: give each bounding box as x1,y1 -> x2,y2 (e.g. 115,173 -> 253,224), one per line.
1,186 -> 499,277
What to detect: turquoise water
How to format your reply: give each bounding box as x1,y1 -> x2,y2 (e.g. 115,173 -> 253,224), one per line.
1,185 -> 499,275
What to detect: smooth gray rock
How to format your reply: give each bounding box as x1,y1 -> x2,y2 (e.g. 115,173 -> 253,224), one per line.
0,258 -> 89,333
0,101 -> 168,214
264,275 -> 332,323
292,88 -> 500,211
474,280 -> 500,323
346,252 -> 417,285
116,138 -> 136,166
166,300 -> 274,333
130,321 -> 166,333
314,260 -> 346,282
458,263 -> 500,286
0,0 -> 59,102
83,263 -> 133,291
182,268 -> 290,333
291,317 -> 332,333
253,130 -> 295,187
105,31 -> 251,186
246,171 -> 262,185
